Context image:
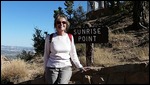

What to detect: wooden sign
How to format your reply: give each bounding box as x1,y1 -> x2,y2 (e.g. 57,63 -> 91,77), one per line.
69,26 -> 108,43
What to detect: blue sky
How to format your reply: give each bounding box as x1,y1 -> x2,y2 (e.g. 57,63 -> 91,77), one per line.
1,1 -> 87,47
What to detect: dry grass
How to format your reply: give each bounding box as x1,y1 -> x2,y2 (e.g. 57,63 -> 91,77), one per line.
79,31 -> 149,67
24,56 -> 44,81
1,56 -> 44,84
1,59 -> 29,84
109,32 -> 138,48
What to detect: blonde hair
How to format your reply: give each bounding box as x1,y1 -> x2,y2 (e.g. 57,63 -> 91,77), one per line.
54,14 -> 70,31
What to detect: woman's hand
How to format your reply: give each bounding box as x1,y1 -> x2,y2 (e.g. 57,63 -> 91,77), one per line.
79,67 -> 90,72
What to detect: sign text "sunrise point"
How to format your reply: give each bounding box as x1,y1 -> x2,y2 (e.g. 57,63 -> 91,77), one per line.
69,26 -> 108,43
73,28 -> 101,35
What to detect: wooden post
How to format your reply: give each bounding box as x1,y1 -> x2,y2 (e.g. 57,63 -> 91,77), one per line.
86,43 -> 94,66
85,23 -> 94,66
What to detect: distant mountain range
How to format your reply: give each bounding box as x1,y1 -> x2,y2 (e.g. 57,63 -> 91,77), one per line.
1,45 -> 35,59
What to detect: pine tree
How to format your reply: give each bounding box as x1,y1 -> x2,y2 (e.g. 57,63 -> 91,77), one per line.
32,27 -> 45,56
53,7 -> 65,19
72,5 -> 86,28
64,1 -> 74,19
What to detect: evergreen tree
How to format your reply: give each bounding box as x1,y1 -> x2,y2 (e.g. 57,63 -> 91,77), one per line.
32,27 -> 45,55
53,7 -> 65,19
64,1 -> 74,19
17,50 -> 34,61
72,5 -> 86,28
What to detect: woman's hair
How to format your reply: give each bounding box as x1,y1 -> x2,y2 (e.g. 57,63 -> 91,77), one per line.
54,14 -> 70,31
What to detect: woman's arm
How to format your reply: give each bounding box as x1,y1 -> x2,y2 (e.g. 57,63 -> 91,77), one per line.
70,35 -> 83,68
43,34 -> 50,69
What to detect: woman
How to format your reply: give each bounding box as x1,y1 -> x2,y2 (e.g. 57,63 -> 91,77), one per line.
44,14 -> 86,84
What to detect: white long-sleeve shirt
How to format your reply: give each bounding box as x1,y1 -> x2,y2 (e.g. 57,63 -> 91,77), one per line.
44,32 -> 83,69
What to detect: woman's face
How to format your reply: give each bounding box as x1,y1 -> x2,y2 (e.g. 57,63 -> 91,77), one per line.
56,17 -> 67,32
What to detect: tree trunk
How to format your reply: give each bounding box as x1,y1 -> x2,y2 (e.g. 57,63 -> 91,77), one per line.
133,1 -> 148,30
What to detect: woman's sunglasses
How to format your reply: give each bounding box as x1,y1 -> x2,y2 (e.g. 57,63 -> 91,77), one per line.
56,21 -> 67,24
